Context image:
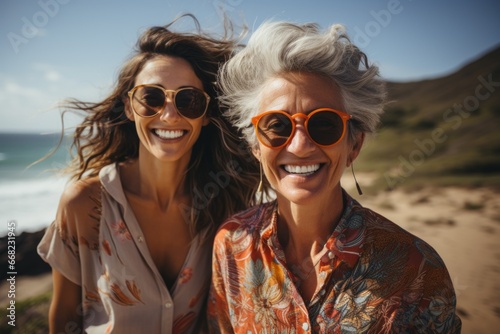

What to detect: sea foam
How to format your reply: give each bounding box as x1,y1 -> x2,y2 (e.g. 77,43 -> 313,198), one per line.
0,176 -> 68,236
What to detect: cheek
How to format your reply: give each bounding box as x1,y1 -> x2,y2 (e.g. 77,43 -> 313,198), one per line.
187,119 -> 208,144
259,148 -> 281,179
134,118 -> 147,132
202,116 -> 210,126
193,119 -> 207,134
257,145 -> 277,164
327,142 -> 352,168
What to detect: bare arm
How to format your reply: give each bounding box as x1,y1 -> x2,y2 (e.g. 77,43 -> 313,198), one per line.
49,269 -> 83,334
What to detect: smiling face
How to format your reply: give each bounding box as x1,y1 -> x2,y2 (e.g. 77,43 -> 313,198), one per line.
254,72 -> 363,206
125,56 -> 209,164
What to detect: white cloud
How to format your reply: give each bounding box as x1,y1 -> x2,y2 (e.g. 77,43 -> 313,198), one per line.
0,76 -> 62,132
0,63 -> 110,132
32,63 -> 62,82
3,81 -> 44,99
45,70 -> 61,82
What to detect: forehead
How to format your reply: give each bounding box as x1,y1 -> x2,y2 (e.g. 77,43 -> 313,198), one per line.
259,72 -> 344,113
134,56 -> 203,89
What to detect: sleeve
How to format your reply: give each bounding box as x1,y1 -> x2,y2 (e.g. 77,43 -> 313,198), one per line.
207,228 -> 234,334
37,178 -> 101,286
384,240 -> 462,333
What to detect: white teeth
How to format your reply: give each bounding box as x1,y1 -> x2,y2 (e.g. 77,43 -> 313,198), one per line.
284,164 -> 320,175
154,129 -> 184,139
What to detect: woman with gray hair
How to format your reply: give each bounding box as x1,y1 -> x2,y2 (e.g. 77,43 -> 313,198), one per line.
208,21 -> 461,333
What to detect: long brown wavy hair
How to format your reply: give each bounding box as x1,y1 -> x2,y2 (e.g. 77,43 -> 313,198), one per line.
59,14 -> 263,237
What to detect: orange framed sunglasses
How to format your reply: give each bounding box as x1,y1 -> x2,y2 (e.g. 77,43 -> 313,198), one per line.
251,108 -> 352,148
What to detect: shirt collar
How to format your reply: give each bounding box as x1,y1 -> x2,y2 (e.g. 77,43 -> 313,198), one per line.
260,200 -> 279,242
259,190 -> 365,269
325,191 -> 365,269
99,162 -> 128,206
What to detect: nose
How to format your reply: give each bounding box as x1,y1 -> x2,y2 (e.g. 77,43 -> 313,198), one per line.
286,122 -> 316,156
159,94 -> 181,122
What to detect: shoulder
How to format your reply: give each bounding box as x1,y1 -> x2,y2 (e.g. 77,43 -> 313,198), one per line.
354,203 -> 448,269
350,207 -> 461,331
55,176 -> 102,243
59,177 -> 101,213
354,204 -> 415,242
215,201 -> 275,243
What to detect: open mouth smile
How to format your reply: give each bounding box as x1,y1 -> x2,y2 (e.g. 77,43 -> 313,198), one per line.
153,129 -> 185,139
282,164 -> 322,176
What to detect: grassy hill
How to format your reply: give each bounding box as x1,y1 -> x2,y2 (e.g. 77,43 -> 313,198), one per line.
356,44 -> 500,191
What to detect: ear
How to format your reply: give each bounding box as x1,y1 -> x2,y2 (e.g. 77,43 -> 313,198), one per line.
346,132 -> 365,167
251,144 -> 261,162
202,116 -> 210,126
123,96 -> 135,122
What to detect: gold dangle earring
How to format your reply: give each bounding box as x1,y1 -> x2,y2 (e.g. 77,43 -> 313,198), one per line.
257,160 -> 263,193
351,164 -> 363,195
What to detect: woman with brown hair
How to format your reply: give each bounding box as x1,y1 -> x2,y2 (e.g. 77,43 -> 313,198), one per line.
38,15 -> 259,333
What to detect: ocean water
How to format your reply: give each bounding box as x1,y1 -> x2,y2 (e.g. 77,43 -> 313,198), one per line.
0,133 -> 71,236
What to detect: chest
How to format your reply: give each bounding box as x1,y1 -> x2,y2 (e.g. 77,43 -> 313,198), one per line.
129,201 -> 193,289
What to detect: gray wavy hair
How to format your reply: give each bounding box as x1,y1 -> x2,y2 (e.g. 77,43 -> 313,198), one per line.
218,21 -> 387,147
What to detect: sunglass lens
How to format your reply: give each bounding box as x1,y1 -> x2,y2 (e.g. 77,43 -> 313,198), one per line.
175,89 -> 207,119
308,110 -> 344,145
257,113 -> 293,147
133,86 -> 165,116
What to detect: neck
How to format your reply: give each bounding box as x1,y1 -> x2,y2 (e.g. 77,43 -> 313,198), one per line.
277,188 -> 344,259
121,146 -> 191,210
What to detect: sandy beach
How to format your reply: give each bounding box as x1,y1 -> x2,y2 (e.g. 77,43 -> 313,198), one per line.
2,179 -> 499,333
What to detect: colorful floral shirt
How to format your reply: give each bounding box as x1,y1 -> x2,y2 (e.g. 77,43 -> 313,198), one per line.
38,163 -> 211,334
208,192 -> 462,333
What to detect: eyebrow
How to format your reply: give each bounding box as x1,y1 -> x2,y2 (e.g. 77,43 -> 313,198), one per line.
273,107 -> 337,115
138,83 -> 202,90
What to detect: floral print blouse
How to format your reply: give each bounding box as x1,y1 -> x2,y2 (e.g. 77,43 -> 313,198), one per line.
208,191 -> 462,333
38,163 -> 211,333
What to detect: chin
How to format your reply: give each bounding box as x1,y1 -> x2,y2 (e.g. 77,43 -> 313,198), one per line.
277,188 -> 319,206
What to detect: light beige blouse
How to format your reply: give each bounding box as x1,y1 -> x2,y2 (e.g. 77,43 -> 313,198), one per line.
38,163 -> 211,333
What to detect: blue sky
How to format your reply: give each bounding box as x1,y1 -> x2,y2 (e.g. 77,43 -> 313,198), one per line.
1,0 -> 499,133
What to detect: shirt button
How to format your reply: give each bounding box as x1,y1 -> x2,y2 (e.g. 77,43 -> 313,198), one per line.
138,236 -> 144,243
319,289 -> 326,296
302,322 -> 309,331
165,302 -> 172,308
328,251 -> 335,259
